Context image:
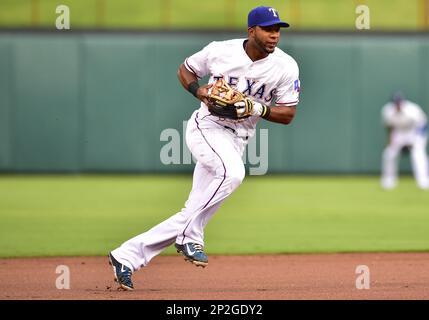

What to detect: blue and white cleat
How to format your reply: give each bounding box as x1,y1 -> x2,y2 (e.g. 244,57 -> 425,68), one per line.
108,252 -> 134,291
175,243 -> 208,268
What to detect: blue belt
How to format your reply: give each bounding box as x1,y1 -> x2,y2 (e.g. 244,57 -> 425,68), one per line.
223,125 -> 249,140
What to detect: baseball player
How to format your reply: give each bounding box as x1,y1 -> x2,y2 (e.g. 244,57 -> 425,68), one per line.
381,92 -> 429,190
108,6 -> 301,290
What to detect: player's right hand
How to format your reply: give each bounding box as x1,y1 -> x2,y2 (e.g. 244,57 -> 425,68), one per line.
197,83 -> 213,106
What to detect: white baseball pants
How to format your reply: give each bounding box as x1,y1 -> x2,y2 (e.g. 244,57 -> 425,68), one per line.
111,111 -> 246,271
381,130 -> 429,190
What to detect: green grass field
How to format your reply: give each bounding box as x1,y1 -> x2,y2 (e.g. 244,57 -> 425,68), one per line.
1,175 -> 428,258
0,0 -> 423,30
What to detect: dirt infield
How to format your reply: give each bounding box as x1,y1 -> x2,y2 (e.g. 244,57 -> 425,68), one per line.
1,253 -> 429,300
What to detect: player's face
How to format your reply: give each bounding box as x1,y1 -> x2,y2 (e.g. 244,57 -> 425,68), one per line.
251,25 -> 281,54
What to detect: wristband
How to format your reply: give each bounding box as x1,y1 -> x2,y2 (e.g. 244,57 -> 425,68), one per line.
188,81 -> 200,98
261,105 -> 271,119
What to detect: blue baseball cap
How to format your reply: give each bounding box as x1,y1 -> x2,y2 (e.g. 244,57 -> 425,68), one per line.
248,6 -> 290,29
391,91 -> 405,103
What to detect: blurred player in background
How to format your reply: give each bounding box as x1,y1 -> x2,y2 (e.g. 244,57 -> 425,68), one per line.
381,92 -> 429,190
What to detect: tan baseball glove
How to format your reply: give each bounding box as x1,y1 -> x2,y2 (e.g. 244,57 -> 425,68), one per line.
207,78 -> 253,120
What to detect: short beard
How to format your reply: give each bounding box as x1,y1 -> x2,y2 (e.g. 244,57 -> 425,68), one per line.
254,36 -> 274,54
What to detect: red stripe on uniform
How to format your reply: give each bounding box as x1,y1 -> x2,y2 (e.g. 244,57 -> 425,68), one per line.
276,100 -> 299,106
184,58 -> 201,79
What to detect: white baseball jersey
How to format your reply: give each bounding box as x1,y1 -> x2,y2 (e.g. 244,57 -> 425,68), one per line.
382,100 -> 427,134
184,38 -> 300,138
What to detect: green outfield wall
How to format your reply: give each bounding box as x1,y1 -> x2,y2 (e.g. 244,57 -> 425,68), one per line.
0,32 -> 428,173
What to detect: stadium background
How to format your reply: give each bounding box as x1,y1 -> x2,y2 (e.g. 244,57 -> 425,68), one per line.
1,0 -> 429,258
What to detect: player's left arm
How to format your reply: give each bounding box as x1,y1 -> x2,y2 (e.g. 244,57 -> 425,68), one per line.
261,62 -> 300,125
263,105 -> 296,124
